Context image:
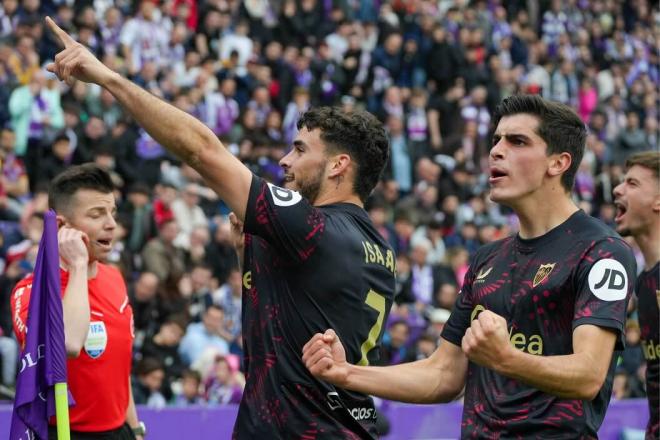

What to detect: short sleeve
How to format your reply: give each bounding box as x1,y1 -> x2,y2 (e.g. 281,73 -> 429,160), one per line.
441,265 -> 477,347
244,175 -> 326,263
10,280 -> 33,348
572,238 -> 636,349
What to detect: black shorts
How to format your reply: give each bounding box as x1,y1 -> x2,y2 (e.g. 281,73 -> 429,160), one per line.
48,423 -> 136,440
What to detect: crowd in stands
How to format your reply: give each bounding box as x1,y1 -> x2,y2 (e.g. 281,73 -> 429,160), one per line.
0,0 -> 657,407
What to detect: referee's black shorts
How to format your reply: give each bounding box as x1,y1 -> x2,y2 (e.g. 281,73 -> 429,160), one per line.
48,423 -> 136,440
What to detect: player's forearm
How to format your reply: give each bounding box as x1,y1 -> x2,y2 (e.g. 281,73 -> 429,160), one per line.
103,72 -> 220,171
495,349 -> 611,400
344,357 -> 462,404
62,264 -> 90,357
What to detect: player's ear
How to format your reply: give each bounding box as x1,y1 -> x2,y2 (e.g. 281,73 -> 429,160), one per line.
547,152 -> 572,178
328,153 -> 351,178
56,214 -> 68,228
653,194 -> 660,213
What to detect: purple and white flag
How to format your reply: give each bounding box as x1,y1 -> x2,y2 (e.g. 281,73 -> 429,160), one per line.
10,210 -> 73,440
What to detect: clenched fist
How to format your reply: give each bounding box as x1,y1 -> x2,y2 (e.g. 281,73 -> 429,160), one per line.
58,226 -> 89,269
302,329 -> 350,387
461,309 -> 515,369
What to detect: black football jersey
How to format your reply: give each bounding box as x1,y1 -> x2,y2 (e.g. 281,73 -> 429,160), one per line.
636,262 -> 659,440
233,175 -> 396,439
442,210 -> 636,439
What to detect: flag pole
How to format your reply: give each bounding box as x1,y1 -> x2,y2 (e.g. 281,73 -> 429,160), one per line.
54,382 -> 70,440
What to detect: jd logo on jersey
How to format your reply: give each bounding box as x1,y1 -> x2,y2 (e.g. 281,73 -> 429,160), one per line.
267,182 -> 302,207
587,258 -> 628,301
532,263 -> 556,287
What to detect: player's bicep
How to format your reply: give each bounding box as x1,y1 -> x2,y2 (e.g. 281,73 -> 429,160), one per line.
572,324 -> 617,382
196,142 -> 252,221
441,266 -> 477,346
573,239 -> 636,348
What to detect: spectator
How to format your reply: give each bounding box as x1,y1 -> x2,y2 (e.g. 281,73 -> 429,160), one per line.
204,354 -> 244,405
172,369 -> 204,406
140,316 -> 187,401
141,218 -> 185,283
179,305 -> 230,367
171,183 -> 208,250
132,357 -> 168,409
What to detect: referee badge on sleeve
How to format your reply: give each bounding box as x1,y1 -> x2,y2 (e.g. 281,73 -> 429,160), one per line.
84,321 -> 108,359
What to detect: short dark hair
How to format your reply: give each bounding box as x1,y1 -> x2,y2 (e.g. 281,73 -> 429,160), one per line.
181,369 -> 201,384
492,95 -> 587,192
625,151 -> 660,180
136,357 -> 164,376
48,164 -> 115,214
297,107 -> 389,202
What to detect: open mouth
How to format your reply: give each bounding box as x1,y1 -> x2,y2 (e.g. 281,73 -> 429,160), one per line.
614,202 -> 627,223
489,168 -> 508,183
283,174 -> 294,183
95,239 -> 112,249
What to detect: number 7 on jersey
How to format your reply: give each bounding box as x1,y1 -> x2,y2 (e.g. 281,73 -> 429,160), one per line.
358,289 -> 387,366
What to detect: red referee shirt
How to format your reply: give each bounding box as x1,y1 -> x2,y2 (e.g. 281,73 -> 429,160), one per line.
11,263 -> 134,432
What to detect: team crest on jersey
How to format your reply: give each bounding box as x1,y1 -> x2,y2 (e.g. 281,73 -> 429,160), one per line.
266,182 -> 302,207
84,321 -> 108,359
533,263 -> 556,287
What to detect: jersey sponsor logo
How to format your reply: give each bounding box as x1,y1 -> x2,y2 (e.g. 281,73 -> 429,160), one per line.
349,406 -> 377,421
266,182 -> 302,207
470,305 -> 544,355
509,328 -> 544,355
242,271 -> 252,289
642,339 -> 660,361
587,259 -> 628,301
475,266 -> 492,284
532,263 -> 556,287
84,321 -> 108,359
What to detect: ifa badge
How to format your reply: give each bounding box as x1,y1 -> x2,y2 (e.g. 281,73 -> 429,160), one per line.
84,321 -> 108,359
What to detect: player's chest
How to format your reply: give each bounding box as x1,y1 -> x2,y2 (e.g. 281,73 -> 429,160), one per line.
470,251 -> 575,315
84,291 -> 133,360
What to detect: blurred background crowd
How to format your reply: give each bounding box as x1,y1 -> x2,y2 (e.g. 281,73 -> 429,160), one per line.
0,0 -> 658,410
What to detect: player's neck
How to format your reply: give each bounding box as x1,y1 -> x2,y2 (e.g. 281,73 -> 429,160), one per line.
313,186 -> 363,208
634,223 -> 660,271
87,261 -> 99,278
514,195 -> 578,240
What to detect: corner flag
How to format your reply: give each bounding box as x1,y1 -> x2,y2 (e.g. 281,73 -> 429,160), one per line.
10,210 -> 73,440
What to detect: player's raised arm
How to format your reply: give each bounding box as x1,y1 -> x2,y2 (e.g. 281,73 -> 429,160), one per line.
44,16 -> 252,220
303,329 -> 468,403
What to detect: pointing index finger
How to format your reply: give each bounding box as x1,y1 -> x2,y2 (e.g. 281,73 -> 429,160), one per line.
46,16 -> 75,48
